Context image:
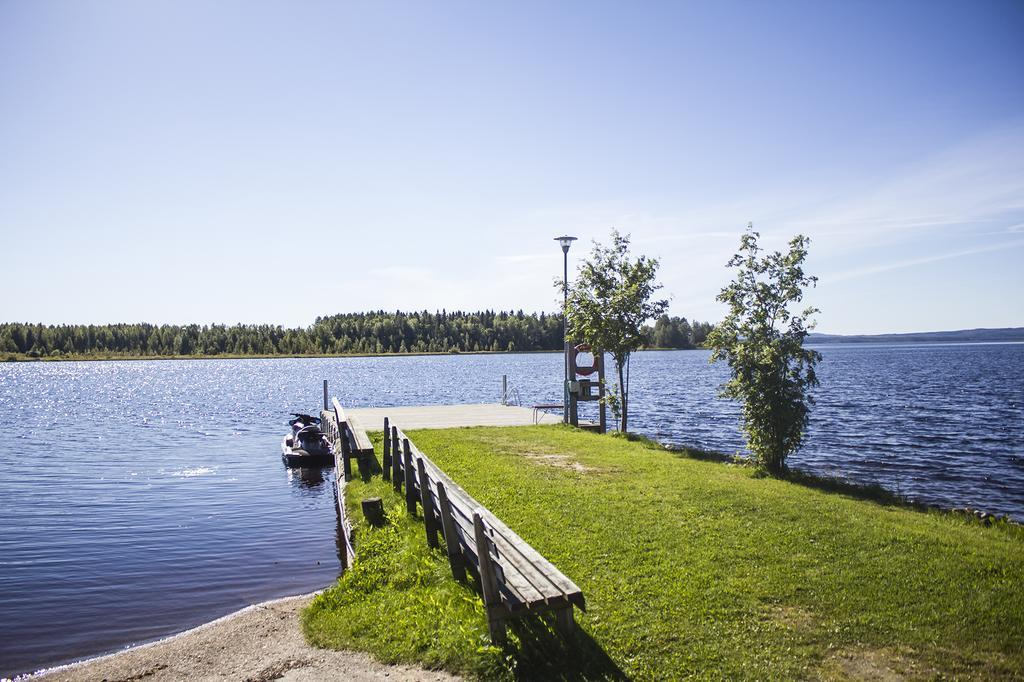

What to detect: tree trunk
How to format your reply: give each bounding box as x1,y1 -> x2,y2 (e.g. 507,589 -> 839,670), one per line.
617,359 -> 628,433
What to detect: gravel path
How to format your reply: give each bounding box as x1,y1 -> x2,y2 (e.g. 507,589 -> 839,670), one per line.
28,593 -> 460,682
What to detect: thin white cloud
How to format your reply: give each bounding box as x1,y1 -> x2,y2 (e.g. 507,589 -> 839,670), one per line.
825,240 -> 1024,284
787,122 -> 1024,247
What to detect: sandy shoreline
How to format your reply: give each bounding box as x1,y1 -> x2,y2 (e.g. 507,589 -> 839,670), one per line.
20,592 -> 459,682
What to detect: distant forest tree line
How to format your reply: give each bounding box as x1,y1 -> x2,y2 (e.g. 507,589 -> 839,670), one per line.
0,311 -> 713,359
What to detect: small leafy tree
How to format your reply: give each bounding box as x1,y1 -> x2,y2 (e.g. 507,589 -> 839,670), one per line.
565,230 -> 668,433
707,227 -> 821,475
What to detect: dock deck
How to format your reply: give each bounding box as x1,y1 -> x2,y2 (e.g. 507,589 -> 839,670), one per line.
347,403 -> 563,430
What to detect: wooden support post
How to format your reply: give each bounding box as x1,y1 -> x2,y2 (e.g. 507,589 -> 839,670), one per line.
391,426 -> 401,492
473,511 -> 506,645
403,439 -> 416,514
323,380 -> 328,411
417,457 -> 439,548
555,606 -> 575,637
382,417 -> 391,481
340,422 -> 352,482
436,481 -> 467,581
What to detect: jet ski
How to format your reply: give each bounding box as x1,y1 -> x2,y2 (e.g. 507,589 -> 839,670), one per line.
281,413 -> 334,467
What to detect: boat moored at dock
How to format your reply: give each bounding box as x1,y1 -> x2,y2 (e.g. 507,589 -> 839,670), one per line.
281,414 -> 334,467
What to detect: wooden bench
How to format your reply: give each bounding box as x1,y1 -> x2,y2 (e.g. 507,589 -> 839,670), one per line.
381,416 -> 586,643
531,403 -> 564,424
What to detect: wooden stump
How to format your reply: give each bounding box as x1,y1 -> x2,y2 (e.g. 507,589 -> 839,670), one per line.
361,497 -> 386,526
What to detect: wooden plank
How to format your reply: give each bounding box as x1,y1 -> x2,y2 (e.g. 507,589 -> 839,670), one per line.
486,527 -> 549,606
447,504 -> 477,549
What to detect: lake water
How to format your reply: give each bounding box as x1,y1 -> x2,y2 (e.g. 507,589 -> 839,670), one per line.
1,344 -> 1022,677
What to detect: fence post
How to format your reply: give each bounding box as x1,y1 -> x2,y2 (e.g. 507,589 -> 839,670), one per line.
403,439 -> 417,514
392,426 -> 402,492
555,606 -> 575,636
436,482 -> 466,581
382,417 -> 391,481
417,457 -> 439,548
473,511 -> 506,644
340,419 -> 352,481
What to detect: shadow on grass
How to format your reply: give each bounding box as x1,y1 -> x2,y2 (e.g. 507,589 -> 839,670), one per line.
459,563 -> 627,680
667,444 -> 736,464
666,443 -> 913,507
354,450 -> 384,482
506,615 -> 629,681
609,429 -> 903,505
665,442 -> 1019,527
778,467 -> 907,506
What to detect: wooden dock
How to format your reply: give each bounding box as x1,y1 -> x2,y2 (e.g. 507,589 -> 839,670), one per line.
347,403 -> 562,430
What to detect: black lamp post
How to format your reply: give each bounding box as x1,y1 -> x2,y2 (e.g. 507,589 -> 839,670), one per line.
554,235 -> 577,424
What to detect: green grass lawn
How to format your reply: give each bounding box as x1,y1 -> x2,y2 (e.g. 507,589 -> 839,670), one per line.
302,426 -> 1024,680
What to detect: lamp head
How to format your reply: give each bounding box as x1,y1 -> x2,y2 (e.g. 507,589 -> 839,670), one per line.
554,235 -> 577,254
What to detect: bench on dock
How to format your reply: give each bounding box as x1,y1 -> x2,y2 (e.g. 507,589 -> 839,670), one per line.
531,403 -> 564,424
381,416 -> 585,643
321,399 -> 376,480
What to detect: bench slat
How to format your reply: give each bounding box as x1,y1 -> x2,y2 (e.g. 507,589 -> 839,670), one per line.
486,527 -> 549,606
485,518 -> 578,603
483,514 -> 586,610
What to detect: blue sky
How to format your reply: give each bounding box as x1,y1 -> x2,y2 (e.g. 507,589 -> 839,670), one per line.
1,1 -> 1022,334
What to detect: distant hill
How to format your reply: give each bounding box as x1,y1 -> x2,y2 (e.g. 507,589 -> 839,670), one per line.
808,327 -> 1024,344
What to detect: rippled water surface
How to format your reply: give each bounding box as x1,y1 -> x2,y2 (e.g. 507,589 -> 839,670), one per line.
0,344 -> 1021,676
